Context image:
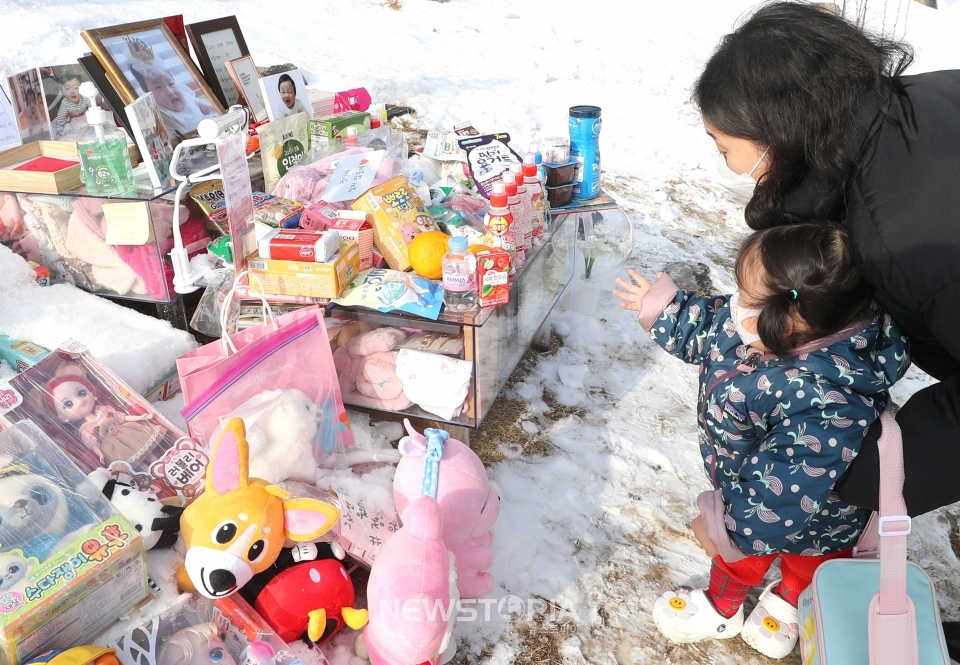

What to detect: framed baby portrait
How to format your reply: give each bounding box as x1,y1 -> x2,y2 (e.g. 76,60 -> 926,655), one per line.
81,19 -> 225,137
185,15 -> 250,109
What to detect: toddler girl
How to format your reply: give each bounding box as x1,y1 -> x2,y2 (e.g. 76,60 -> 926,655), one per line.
613,223 -> 909,659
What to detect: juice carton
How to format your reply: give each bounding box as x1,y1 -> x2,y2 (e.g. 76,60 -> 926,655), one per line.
329,211 -> 375,271
351,176 -> 437,272
475,248 -> 511,307
308,111 -> 371,151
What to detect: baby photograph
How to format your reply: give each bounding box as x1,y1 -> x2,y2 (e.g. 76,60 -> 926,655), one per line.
6,69 -> 50,142
100,26 -> 219,136
259,68 -> 311,122
39,64 -> 120,141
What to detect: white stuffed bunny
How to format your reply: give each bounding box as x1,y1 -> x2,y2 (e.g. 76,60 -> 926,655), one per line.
246,389 -> 320,485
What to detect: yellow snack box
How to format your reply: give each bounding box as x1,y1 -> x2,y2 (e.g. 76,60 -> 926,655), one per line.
351,176 -> 438,271
248,241 -> 360,299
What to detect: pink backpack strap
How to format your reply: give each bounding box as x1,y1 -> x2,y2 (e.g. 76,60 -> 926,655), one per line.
868,411 -> 918,665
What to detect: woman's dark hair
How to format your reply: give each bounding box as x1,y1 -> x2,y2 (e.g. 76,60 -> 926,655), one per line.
278,74 -> 295,92
693,1 -> 913,230
735,222 -> 874,356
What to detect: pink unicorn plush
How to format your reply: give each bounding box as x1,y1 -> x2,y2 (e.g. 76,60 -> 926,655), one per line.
393,420 -> 500,598
359,495 -> 457,665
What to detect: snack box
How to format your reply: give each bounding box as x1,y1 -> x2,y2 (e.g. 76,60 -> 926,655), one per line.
0,421 -> 148,665
258,229 -> 340,262
300,200 -> 340,230
141,366 -> 181,403
351,176 -> 438,272
0,340 -> 208,503
308,111 -> 371,151
98,591 -> 320,665
476,248 -> 511,308
248,241 -> 360,300
252,193 -> 304,229
0,335 -> 49,374
328,211 -> 375,271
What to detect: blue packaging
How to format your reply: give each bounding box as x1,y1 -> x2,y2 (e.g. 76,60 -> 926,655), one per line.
568,105 -> 602,200
333,268 -> 444,320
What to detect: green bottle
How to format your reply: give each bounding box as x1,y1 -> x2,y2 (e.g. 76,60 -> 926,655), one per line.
76,81 -> 134,196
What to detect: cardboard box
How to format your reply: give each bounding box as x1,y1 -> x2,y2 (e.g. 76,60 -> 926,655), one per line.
351,176 -> 438,272
0,422 -> 148,665
329,211 -> 375,271
0,336 -> 49,374
142,365 -> 181,402
476,248 -> 511,308
308,111 -> 371,151
248,241 -> 360,299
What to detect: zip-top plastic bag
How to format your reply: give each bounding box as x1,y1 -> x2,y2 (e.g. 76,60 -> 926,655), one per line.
177,273 -> 353,478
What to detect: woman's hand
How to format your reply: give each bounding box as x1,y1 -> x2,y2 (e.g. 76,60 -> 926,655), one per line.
613,270 -> 659,312
691,514 -> 719,559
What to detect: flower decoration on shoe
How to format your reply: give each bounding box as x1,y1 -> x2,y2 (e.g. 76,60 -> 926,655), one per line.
751,605 -> 797,642
656,590 -> 698,620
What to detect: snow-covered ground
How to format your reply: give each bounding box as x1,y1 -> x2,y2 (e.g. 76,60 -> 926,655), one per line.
4,1 -> 960,663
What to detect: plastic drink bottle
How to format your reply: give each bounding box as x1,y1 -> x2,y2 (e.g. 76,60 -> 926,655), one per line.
482,182 -> 516,273
442,235 -> 478,311
569,105 -> 602,200
510,164 -> 534,254
76,81 -> 134,196
522,154 -> 548,243
502,171 -> 527,268
529,142 -> 547,184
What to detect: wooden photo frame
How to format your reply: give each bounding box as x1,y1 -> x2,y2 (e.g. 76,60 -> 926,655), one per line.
81,19 -> 225,137
225,56 -> 268,123
185,16 -> 249,109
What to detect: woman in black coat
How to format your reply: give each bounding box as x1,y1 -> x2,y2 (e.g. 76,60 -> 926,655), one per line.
694,0 -> 960,648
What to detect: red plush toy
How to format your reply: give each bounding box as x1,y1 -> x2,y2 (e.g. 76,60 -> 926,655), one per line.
239,543 -> 360,644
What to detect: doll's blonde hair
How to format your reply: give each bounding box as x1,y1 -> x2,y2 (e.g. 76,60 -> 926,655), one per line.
158,623 -> 220,665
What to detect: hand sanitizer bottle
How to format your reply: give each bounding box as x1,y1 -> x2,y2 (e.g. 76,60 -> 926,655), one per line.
76,82 -> 134,196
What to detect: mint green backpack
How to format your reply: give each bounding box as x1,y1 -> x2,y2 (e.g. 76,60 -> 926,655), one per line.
797,412 -> 950,665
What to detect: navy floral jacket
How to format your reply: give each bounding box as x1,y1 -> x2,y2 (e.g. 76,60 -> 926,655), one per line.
638,276 -> 910,560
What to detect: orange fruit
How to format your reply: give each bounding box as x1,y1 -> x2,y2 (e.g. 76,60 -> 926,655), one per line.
408,231 -> 450,280
467,244 -> 489,256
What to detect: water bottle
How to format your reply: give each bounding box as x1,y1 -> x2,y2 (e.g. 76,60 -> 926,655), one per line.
569,105 -> 602,200
442,235 -> 478,311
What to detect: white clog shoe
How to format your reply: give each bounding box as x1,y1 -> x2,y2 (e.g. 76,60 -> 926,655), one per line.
652,588 -> 744,643
741,580 -> 799,659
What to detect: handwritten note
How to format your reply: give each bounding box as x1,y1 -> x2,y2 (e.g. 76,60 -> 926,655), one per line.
336,492 -> 399,567
322,150 -> 384,203
226,57 -> 267,123
217,132 -> 255,271
0,88 -> 22,151
103,202 -> 154,245
203,28 -> 243,106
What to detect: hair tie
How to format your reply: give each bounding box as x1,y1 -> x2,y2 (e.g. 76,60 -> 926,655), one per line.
789,289 -> 799,300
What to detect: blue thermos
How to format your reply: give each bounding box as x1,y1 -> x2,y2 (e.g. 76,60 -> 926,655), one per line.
569,105 -> 602,200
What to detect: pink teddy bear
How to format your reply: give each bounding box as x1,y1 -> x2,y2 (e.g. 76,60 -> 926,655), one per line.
393,420 -> 500,598
333,328 -> 412,411
359,495 -> 457,665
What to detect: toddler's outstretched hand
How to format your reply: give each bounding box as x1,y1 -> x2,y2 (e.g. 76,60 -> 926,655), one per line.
613,269 -> 659,312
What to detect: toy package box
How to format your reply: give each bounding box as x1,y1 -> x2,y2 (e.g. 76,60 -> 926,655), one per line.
0,337 -> 49,375
0,340 -> 208,504
351,176 -> 438,272
0,421 -> 148,665
99,592 -> 323,665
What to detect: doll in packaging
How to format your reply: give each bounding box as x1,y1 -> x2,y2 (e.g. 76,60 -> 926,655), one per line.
45,367 -> 163,466
0,341 -> 208,502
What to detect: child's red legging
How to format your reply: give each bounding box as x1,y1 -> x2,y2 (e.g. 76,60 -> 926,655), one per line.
707,548 -> 853,618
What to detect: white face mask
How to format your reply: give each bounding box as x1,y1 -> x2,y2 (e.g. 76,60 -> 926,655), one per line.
715,148 -> 769,203
730,292 -> 763,346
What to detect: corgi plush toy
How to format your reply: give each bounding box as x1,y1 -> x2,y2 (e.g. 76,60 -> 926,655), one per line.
177,418 -> 367,643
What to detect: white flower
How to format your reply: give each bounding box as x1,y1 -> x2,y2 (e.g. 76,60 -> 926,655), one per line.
750,605 -> 797,641
654,589 -> 698,621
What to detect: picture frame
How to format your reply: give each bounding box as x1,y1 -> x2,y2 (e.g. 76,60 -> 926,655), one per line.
224,56 -> 268,123
81,19 -> 225,137
5,69 -> 51,143
78,54 -> 134,136
185,15 -> 250,109
38,64 -> 122,142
